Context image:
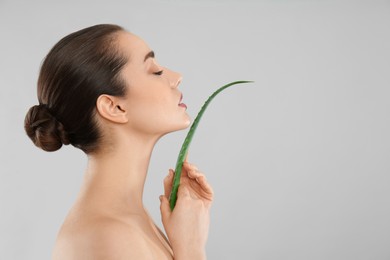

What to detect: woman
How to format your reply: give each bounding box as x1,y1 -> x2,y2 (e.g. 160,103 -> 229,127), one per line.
24,24 -> 213,259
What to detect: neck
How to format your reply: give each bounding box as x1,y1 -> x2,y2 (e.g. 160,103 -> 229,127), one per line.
77,131 -> 160,215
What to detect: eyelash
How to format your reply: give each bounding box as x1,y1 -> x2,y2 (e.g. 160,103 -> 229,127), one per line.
154,70 -> 164,76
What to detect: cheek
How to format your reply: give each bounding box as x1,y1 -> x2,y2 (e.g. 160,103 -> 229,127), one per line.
126,89 -> 176,132
138,88 -> 171,113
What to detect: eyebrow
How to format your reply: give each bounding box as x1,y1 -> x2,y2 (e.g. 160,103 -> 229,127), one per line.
144,50 -> 155,62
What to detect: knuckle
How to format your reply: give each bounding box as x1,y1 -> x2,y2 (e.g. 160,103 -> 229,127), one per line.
196,175 -> 206,182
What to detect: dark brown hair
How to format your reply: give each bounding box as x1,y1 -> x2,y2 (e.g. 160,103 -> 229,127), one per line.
24,24 -> 128,153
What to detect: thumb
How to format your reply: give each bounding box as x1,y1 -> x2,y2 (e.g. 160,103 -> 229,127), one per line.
159,195 -> 171,219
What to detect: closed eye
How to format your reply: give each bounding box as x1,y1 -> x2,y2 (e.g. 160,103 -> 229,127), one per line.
154,70 -> 164,76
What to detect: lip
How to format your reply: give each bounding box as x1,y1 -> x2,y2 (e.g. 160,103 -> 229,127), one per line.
178,93 -> 187,109
179,103 -> 187,109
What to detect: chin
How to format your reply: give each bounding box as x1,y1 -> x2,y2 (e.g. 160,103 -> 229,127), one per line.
162,116 -> 192,136
182,115 -> 191,129
175,117 -> 192,131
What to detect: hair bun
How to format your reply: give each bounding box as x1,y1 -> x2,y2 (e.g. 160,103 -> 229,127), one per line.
24,104 -> 70,152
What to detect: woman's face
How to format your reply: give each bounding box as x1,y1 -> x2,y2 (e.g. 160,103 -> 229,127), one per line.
117,32 -> 191,137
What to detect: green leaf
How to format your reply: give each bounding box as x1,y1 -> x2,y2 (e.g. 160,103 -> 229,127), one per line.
169,80 -> 254,210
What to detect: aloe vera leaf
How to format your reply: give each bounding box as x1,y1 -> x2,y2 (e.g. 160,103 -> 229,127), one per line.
169,80 -> 254,210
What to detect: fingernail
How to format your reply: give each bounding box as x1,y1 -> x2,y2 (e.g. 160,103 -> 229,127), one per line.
159,195 -> 163,202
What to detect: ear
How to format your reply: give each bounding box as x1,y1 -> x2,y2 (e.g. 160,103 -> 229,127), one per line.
96,94 -> 128,124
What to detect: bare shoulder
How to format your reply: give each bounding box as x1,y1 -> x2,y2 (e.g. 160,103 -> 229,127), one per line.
52,216 -> 154,260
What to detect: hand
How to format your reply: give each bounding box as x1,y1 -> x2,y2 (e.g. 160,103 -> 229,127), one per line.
159,161 -> 214,259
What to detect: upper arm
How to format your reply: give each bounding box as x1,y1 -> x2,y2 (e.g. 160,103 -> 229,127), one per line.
53,220 -> 154,260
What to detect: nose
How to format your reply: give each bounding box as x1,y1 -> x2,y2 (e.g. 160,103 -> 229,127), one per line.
168,69 -> 182,89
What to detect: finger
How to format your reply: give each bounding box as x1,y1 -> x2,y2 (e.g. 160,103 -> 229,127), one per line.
164,169 -> 174,198
187,168 -> 204,179
159,195 -> 171,218
180,162 -> 193,180
196,175 -> 214,195
184,152 -> 189,162
183,161 -> 199,174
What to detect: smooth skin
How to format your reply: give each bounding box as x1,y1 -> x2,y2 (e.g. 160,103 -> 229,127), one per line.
51,31 -> 214,260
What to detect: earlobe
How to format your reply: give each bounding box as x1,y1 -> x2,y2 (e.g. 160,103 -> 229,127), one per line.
96,95 -> 128,124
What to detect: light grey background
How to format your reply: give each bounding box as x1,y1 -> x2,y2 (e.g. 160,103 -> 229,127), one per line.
1,0 -> 389,259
